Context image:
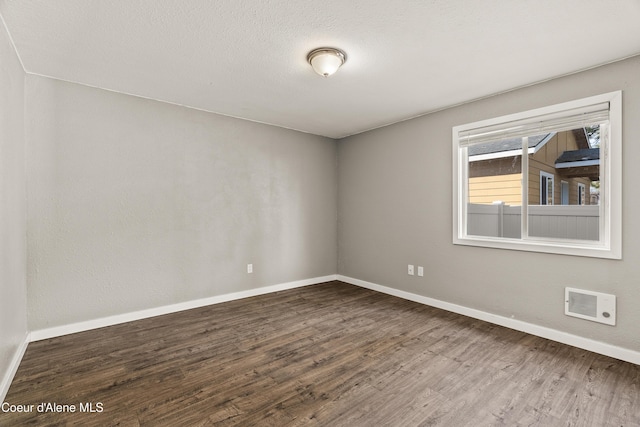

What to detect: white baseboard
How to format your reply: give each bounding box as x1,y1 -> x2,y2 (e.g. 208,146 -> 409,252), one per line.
0,332 -> 30,403
338,275 -> 640,366
30,275 -> 338,342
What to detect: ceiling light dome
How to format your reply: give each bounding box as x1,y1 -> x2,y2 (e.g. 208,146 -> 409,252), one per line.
307,47 -> 347,77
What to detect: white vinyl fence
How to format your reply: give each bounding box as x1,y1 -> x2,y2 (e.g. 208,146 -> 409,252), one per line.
467,203 -> 599,241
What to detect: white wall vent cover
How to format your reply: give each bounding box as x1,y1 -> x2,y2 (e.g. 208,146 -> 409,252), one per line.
565,287 -> 616,326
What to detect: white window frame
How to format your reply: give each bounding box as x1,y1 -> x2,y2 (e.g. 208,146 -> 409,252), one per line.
452,91 -> 622,259
540,171 -> 555,205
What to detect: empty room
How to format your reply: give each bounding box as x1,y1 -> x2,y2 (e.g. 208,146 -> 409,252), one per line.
1,1 -> 640,426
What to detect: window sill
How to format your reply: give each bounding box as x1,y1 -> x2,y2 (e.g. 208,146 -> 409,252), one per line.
453,235 -> 621,259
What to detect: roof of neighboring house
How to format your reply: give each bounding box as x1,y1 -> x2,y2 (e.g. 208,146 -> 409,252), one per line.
555,147 -> 600,180
468,128 -> 594,159
468,134 -> 550,157
555,148 -> 600,164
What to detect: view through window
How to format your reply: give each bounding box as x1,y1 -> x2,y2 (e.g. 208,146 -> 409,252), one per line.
453,92 -> 621,259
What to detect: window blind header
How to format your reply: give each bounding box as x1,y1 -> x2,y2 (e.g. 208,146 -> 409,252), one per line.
458,102 -> 609,147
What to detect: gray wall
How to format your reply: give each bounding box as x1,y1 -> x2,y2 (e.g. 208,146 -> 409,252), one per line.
338,55 -> 640,352
0,20 -> 28,384
26,76 -> 337,330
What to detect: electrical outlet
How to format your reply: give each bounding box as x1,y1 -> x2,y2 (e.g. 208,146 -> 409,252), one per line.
408,264 -> 414,275
247,264 -> 253,274
417,266 -> 424,277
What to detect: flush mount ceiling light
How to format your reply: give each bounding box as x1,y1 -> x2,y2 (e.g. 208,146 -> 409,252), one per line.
307,47 -> 347,77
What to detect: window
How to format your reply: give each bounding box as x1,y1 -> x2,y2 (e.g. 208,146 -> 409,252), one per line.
578,183 -> 586,205
540,172 -> 554,205
453,91 -> 621,259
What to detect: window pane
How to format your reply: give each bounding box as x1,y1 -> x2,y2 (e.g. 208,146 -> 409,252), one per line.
527,128 -> 600,240
466,138 -> 522,238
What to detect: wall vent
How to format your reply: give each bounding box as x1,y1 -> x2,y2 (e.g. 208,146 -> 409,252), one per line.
565,287 -> 616,326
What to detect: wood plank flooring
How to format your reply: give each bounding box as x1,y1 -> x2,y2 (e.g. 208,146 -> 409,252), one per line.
2,281 -> 639,426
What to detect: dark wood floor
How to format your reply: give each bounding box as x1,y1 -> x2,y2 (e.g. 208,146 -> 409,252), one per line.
2,281 -> 639,426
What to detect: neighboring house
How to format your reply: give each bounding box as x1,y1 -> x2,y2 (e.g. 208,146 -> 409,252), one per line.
468,128 -> 598,206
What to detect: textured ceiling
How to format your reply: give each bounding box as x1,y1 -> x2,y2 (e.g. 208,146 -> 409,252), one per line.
2,0 -> 640,139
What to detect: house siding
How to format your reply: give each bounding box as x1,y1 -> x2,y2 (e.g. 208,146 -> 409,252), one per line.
469,155 -> 521,205
528,132 -> 592,205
